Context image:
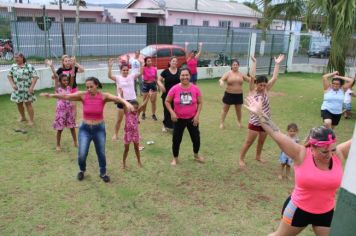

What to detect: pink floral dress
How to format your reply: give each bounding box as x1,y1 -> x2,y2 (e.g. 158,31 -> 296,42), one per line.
52,86 -> 76,130
124,111 -> 140,144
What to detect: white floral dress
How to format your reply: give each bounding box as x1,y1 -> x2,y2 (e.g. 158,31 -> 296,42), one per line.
8,63 -> 39,103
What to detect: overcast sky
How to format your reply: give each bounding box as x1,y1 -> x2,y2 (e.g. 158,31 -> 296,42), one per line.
1,0 -> 253,5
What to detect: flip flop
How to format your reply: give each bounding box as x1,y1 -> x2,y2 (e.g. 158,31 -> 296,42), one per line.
14,128 -> 27,134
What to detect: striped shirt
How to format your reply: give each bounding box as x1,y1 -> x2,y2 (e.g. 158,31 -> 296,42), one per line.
249,92 -> 270,126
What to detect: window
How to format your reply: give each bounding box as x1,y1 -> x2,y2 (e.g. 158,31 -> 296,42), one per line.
64,18 -> 75,22
80,18 -> 96,22
17,16 -> 33,22
177,18 -> 191,26
239,22 -> 251,28
202,20 -> 209,27
172,48 -> 185,57
218,20 -> 232,28
121,19 -> 129,23
157,48 -> 171,58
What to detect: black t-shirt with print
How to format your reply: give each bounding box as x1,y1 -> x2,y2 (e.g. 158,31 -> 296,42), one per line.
56,66 -> 79,89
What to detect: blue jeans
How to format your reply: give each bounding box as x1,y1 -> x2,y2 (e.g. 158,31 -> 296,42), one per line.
78,122 -> 107,175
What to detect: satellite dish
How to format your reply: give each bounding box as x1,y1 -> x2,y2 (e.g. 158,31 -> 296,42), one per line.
158,0 -> 166,8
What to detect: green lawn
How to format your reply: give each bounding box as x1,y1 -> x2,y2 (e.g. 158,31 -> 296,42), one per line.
0,73 -> 354,235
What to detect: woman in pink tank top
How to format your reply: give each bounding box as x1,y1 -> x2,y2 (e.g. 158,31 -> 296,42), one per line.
41,77 -> 133,183
184,42 -> 203,84
245,97 -> 352,236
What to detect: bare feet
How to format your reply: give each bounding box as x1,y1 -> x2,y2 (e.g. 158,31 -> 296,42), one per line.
219,123 -> 225,129
138,162 -> 143,168
18,117 -> 27,122
139,146 -> 145,151
278,175 -> 283,180
171,158 -> 178,166
287,176 -> 292,181
239,159 -> 246,169
74,143 -> 78,148
112,134 -> 119,141
28,121 -> 34,126
56,146 -> 61,152
194,155 -> 205,163
256,157 -> 267,163
162,126 -> 167,132
237,122 -> 242,128
122,163 -> 127,170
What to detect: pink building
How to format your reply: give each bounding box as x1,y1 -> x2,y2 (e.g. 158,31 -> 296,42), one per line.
0,3 -> 112,23
108,0 -> 261,28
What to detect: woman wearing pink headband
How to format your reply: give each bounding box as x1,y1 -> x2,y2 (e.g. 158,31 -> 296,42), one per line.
245,96 -> 351,236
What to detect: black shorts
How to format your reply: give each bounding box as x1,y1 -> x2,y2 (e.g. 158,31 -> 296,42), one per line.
281,196 -> 334,227
116,99 -> 133,109
142,82 -> 157,93
321,110 -> 342,126
222,92 -> 243,105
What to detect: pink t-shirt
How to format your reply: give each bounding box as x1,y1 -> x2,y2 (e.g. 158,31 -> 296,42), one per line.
143,66 -> 157,82
187,58 -> 198,75
291,148 -> 343,214
167,83 -> 202,119
115,74 -> 136,100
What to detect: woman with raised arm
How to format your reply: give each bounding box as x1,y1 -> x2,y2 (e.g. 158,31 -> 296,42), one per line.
56,55 -> 85,123
7,52 -> 39,126
219,59 -> 250,129
165,68 -> 204,166
141,57 -> 158,121
239,54 -> 284,168
320,71 -> 354,129
41,77 -> 133,183
157,56 -> 180,132
185,42 -> 203,84
108,59 -> 141,141
244,96 -> 351,236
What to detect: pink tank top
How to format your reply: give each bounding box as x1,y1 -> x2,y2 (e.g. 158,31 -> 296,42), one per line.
82,92 -> 105,121
187,58 -> 198,75
291,148 -> 343,214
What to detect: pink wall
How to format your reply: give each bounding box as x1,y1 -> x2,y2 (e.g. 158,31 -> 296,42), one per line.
165,11 -> 257,27
14,8 -> 104,22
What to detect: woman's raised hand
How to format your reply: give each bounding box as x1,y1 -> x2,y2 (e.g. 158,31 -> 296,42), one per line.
45,59 -> 53,67
251,55 -> 256,63
108,58 -> 114,67
274,54 -> 285,64
244,96 -> 263,116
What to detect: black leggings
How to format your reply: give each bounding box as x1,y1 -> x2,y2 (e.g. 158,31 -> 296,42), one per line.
172,118 -> 200,157
162,94 -> 174,129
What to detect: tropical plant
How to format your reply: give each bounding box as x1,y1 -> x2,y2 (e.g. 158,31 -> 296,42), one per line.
306,0 -> 356,75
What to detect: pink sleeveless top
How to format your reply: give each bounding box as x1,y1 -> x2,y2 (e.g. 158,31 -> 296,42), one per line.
82,92 -> 105,121
291,148 -> 343,214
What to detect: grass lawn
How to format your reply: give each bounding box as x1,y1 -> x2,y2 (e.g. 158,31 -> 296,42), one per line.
0,73 -> 354,235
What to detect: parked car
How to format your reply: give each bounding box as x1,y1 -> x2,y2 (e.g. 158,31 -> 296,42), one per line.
119,44 -> 186,69
307,46 -> 330,58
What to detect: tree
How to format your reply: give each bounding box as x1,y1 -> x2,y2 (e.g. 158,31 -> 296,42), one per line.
71,0 -> 86,56
243,1 -> 260,13
306,0 -> 356,75
269,0 -> 306,31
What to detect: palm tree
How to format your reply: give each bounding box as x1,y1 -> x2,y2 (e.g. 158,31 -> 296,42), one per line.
307,0 -> 356,75
269,0 -> 306,31
71,0 -> 86,56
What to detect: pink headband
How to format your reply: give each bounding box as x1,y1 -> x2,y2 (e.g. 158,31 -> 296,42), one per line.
309,134 -> 336,147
